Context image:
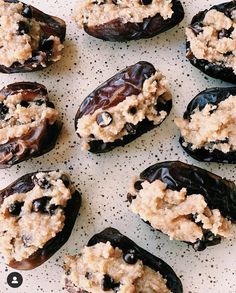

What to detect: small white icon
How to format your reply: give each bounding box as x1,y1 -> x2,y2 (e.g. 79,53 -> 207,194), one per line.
11,276 -> 18,284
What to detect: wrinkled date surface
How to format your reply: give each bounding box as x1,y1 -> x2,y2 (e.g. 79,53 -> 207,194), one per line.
186,1 -> 236,83
75,61 -> 172,153
128,161 -> 236,250
179,87 -> 236,163
81,0 -> 184,41
65,228 -> 183,293
0,0 -> 66,73
0,171 -> 81,270
0,82 -> 62,168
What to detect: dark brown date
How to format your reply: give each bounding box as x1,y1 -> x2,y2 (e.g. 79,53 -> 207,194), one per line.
82,0 -> 184,41
178,87 -> 236,163
64,228 -> 183,293
0,171 -> 81,270
0,0 -> 66,73
128,161 -> 236,250
0,82 -> 62,168
186,1 -> 236,83
75,61 -> 172,153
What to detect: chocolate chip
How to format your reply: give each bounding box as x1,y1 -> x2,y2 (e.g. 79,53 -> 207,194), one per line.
210,137 -> 229,145
40,38 -> 54,52
22,6 -> 32,18
46,101 -> 55,109
32,196 -> 51,213
22,235 -> 31,247
125,123 -> 137,134
113,284 -> 120,292
20,100 -> 30,108
93,0 -> 106,4
10,238 -> 16,246
60,174 -> 70,188
209,106 -> 218,114
127,193 -> 136,202
102,275 -> 114,291
204,232 -> 221,245
218,27 -> 234,39
128,107 -> 137,115
134,180 -> 143,191
224,8 -> 236,19
155,95 -> 169,114
34,177 -> 52,189
8,201 -> 24,216
190,23 -> 204,36
191,213 -> 198,221
141,0 -> 152,4
96,112 -> 113,127
47,204 -> 60,215
17,21 -> 30,35
193,239 -> 206,251
35,99 -> 45,106
203,231 -> 215,242
123,249 -> 138,264
101,275 -> 120,291
0,102 -> 9,120
112,0 -> 118,4
4,0 -> 19,3
85,272 -> 92,279
223,51 -> 233,57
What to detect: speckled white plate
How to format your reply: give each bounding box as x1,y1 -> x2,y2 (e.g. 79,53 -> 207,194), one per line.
1,0 -> 236,292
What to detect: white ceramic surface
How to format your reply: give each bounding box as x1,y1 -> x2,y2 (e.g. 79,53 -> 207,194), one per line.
1,1 -> 236,292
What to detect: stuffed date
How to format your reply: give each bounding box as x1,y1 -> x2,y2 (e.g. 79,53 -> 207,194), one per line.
64,227 -> 183,293
0,0 -> 66,73
186,1 -> 236,83
74,0 -> 184,42
0,82 -> 62,168
175,87 -> 236,163
75,61 -> 172,153
128,161 -> 234,251
0,170 -> 81,270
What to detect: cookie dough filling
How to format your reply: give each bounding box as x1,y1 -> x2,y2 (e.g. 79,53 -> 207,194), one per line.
175,95 -> 236,153
0,0 -> 63,68
64,241 -> 171,293
75,0 -> 174,27
0,90 -> 59,145
76,71 -> 171,150
0,171 -> 74,263
186,9 -> 236,73
129,179 -> 232,243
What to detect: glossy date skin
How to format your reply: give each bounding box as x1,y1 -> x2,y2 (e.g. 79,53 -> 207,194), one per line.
0,171 -> 81,270
65,228 -> 183,293
83,0 -> 184,41
128,161 -> 236,251
75,61 -> 172,153
179,87 -> 236,163
186,1 -> 236,83
0,0 -> 66,73
0,82 -> 62,168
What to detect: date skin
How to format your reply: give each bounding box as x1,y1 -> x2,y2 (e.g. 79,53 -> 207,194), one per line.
186,1 -> 236,83
75,61 -> 172,153
128,161 -> 236,250
179,87 -> 236,163
65,228 -> 183,293
0,171 -> 81,270
0,82 -> 62,168
0,0 -> 66,73
84,0 -> 184,41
